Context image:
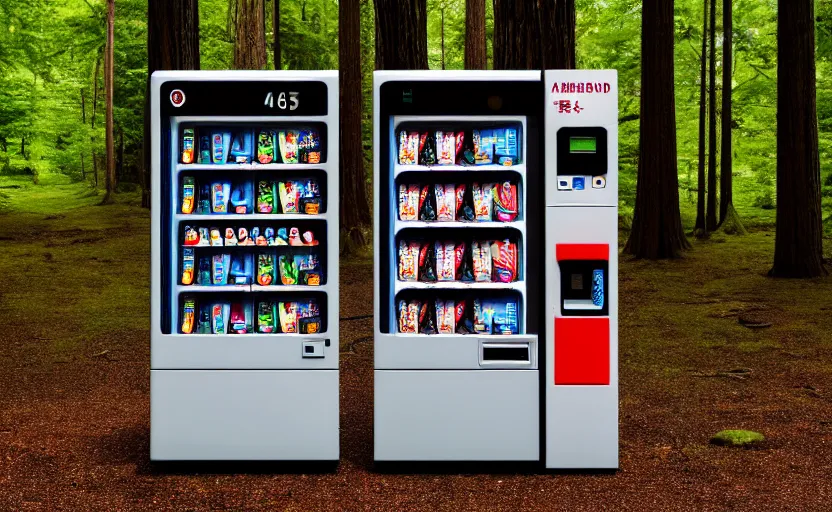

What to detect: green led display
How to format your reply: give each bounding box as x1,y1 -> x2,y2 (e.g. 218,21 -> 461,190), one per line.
569,137 -> 597,153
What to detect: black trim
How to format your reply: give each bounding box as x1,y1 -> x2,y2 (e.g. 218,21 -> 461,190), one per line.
159,81 -> 328,117
555,127 -> 608,176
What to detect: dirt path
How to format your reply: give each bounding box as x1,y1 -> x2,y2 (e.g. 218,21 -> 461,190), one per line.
0,181 -> 830,511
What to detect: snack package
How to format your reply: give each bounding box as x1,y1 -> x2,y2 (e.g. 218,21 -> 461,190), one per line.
418,242 -> 437,282
488,298 -> 519,335
257,301 -> 277,333
230,183 -> 252,214
183,225 -> 199,246
258,130 -> 276,164
212,303 -> 230,334
398,184 -> 420,221
257,253 -> 274,286
454,132 -> 465,165
436,300 -> 455,334
181,297 -> 195,334
229,302 -> 249,334
210,228 -> 223,246
435,184 -> 455,221
473,129 -> 494,165
197,184 -> 211,214
238,227 -> 252,246
398,300 -> 419,333
398,240 -> 419,281
454,242 -> 466,281
398,131 -> 419,165
289,227 -> 304,246
276,227 -> 289,245
198,135 -> 211,164
230,131 -> 253,163
279,302 -> 298,333
182,128 -> 195,164
279,181 -> 300,213
296,253 -> 322,285
419,132 -> 437,165
279,254 -> 299,285
455,300 -> 475,334
304,230 -> 319,246
418,300 -> 437,334
436,131 -> 456,165
197,307 -> 211,334
278,130 -> 299,164
457,183 -> 476,221
494,182 -> 518,222
264,227 -> 276,246
436,241 -> 456,281
473,182 -> 494,221
473,299 -> 491,334
212,131 -> 231,164
212,182 -> 231,213
229,254 -> 252,285
472,241 -> 492,282
224,227 -> 238,246
181,248 -> 195,285
298,131 -> 322,164
212,254 -> 231,285
198,227 -> 211,246
197,256 -> 211,285
300,180 -> 321,214
459,242 -> 475,282
256,181 -> 274,213
298,300 -> 322,334
181,176 -> 195,214
254,227 -> 268,246
491,239 -> 518,283
418,184 -> 437,221
493,127 -> 518,166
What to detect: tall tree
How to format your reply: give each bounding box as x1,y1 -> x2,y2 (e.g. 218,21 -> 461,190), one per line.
493,0 -> 574,69
144,0 -> 200,208
340,0 -> 371,252
706,0 -> 718,231
102,0 -> 115,204
695,0 -> 708,238
273,0 -> 281,69
770,0 -> 826,277
624,0 -> 690,259
374,0 -> 428,69
464,0 -> 486,69
718,0 -> 744,233
232,0 -> 268,69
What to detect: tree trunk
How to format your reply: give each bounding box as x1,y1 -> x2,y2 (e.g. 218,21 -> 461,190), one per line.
624,0 -> 690,259
145,0 -> 200,208
80,88 -> 86,124
102,0 -> 116,205
92,53 -> 100,129
93,150 -> 98,188
233,0 -> 268,69
441,7 -> 446,70
340,0 -> 371,253
81,153 -> 86,180
374,0 -> 428,69
464,0 -> 486,69
706,0 -> 717,230
493,0 -> 575,69
719,0 -> 739,231
694,0 -> 707,238
273,0 -> 281,69
770,0 -> 826,277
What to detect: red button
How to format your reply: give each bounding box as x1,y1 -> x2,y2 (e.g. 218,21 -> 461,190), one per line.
555,317 -> 610,385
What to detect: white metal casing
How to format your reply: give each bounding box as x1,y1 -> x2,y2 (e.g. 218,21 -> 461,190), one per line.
150,70 -> 339,461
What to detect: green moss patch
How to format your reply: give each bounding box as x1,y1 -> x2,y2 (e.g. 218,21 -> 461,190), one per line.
710,430 -> 765,447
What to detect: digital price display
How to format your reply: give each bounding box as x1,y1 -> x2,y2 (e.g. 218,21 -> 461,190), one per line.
569,137 -> 597,154
556,127 -> 607,176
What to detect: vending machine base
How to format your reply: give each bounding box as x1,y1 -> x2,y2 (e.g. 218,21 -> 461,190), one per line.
151,370 -> 338,461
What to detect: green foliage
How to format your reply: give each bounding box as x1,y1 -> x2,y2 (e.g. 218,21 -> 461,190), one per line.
710,429 -> 765,447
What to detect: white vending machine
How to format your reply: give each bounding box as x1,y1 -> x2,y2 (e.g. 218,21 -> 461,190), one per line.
373,70 -> 618,468
150,71 -> 339,461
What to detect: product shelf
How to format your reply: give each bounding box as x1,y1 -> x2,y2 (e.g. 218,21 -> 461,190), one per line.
394,281 -> 523,293
394,220 -> 524,233
176,284 -> 251,292
177,163 -> 327,172
177,213 -> 326,221
394,163 -> 525,178
252,285 -> 329,293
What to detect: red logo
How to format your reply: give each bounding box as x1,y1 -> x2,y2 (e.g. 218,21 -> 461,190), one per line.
551,82 -> 612,94
170,89 -> 185,107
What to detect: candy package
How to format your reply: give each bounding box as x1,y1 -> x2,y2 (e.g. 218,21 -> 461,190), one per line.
419,184 -> 437,221
198,135 -> 212,164
278,130 -> 299,164
398,240 -> 420,281
488,298 -> 519,335
455,300 -> 475,334
210,228 -> 223,246
418,242 -> 437,282
493,127 -> 518,166
456,184 -> 476,222
212,254 -> 231,285
492,239 -> 518,283
418,300 -> 437,335
473,183 -> 494,221
398,131 -> 420,165
298,300 -> 322,334
436,241 -> 456,281
279,301 -> 298,333
257,130 -> 277,164
472,241 -> 492,282
398,184 -> 420,221
257,253 -> 274,286
435,184 -> 455,221
454,242 -> 466,281
182,129 -> 195,164
436,300 -> 455,334
181,297 -> 195,334
279,254 -> 299,285
197,256 -> 211,285
454,132 -> 465,165
473,299 -> 491,334
398,300 -> 419,333
229,302 -> 250,334
494,181 -> 518,221
230,131 -> 253,163
279,181 -> 300,213
229,254 -> 251,284
295,253 -> 322,286
473,129 -> 494,165
181,176 -> 195,214
419,132 -> 437,165
257,301 -> 277,333
224,227 -> 238,246
300,180 -> 321,214
183,225 -> 200,246
257,181 -> 275,213
299,130 -> 322,164
212,303 -> 230,334
212,182 -> 231,213
436,131 -> 456,165
181,248 -> 195,285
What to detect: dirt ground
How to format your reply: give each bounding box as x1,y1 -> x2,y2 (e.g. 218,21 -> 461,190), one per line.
0,182 -> 830,511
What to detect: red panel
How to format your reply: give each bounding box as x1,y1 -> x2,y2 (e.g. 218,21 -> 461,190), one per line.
554,317 -> 610,385
556,243 -> 609,261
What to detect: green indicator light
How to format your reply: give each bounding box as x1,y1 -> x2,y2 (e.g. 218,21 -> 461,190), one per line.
570,137 -> 597,153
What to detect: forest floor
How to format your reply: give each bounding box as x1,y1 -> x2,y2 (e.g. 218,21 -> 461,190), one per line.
0,174 -> 831,511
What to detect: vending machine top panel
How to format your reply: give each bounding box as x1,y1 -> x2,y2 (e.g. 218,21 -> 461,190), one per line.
544,70 -> 618,207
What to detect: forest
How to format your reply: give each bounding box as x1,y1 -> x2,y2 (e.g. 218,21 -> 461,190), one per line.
0,0 -> 830,268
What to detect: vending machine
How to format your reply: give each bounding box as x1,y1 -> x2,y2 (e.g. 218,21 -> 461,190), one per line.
150,71 -> 339,461
373,70 -> 617,469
